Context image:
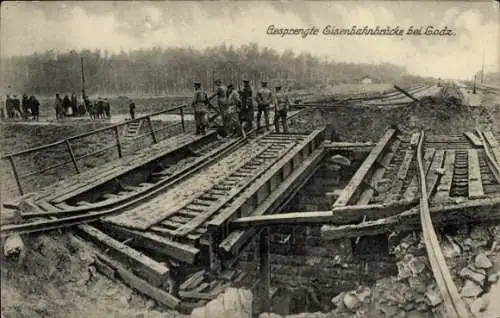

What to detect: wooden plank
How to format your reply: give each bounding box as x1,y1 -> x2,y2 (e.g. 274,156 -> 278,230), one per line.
76,224 -> 169,287
357,140 -> 400,205
208,129 -> 324,229
433,150 -> 456,204
37,200 -> 62,212
333,129 -> 396,208
464,132 -> 482,147
484,131 -> 500,164
49,132 -> 216,204
99,222 -> 199,264
230,201 -> 416,229
402,148 -> 435,201
468,149 -> 484,199
173,143 -> 293,237
324,142 -> 374,151
386,150 -> 414,203
321,197 -> 500,239
425,150 -> 445,197
218,147 -> 326,256
97,253 -> 180,309
180,270 -> 206,291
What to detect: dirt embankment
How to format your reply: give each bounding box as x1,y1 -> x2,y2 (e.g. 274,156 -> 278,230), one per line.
1,232 -> 187,318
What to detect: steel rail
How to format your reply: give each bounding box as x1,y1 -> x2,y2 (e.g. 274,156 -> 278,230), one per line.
415,130 -> 471,318
476,128 -> 500,184
0,136 -> 249,236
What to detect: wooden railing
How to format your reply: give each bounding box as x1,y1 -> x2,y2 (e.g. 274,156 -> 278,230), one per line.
2,104 -> 189,195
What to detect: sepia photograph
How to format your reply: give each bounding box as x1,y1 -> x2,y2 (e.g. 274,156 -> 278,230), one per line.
0,1 -> 499,317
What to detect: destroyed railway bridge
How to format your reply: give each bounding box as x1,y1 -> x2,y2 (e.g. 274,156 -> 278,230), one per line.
1,83 -> 500,316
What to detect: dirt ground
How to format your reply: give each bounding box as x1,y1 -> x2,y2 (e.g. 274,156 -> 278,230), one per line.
1,87 -> 499,318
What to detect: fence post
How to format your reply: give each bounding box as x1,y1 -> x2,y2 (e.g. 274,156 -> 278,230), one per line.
65,140 -> 80,174
114,126 -> 123,158
7,156 -> 23,195
146,116 -> 157,144
180,107 -> 185,133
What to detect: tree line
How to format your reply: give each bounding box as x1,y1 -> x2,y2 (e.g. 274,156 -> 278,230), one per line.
0,43 -> 433,96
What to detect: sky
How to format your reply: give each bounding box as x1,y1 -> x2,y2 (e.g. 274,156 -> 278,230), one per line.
1,1 -> 499,80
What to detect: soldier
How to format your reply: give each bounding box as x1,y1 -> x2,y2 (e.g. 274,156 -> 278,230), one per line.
96,97 -> 104,119
239,79 -> 254,131
12,95 -> 21,119
227,84 -> 242,137
5,95 -> 13,119
55,94 -> 63,119
256,81 -> 273,132
30,95 -> 40,121
0,95 -> 5,120
21,93 -> 29,119
209,79 -> 229,137
191,81 -> 210,135
273,85 -> 289,133
104,98 -> 111,119
129,99 -> 136,120
63,94 -> 72,116
71,92 -> 78,116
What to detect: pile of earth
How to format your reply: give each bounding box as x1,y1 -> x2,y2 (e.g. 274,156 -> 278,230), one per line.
0,231 -> 188,318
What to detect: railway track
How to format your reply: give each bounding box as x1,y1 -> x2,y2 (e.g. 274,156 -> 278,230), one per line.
415,131 -> 471,318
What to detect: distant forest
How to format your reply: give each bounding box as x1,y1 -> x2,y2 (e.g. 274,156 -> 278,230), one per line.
1,43 -> 433,96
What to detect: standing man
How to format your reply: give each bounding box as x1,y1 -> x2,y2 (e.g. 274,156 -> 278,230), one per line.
104,98 -> 111,119
96,97 -> 104,119
256,81 -> 273,132
129,98 -> 136,120
71,92 -> 78,116
12,95 -> 21,119
55,94 -> 63,119
239,79 -> 254,131
274,85 -> 289,133
191,81 -> 210,135
21,93 -> 29,119
227,84 -> 242,137
30,95 -> 40,121
210,79 -> 229,137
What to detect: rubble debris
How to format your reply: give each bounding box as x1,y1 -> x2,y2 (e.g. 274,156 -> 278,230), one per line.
331,292 -> 346,309
3,234 -> 25,263
460,280 -> 483,298
474,253 -> 493,269
191,288 -> 251,318
469,297 -> 489,315
424,286 -> 442,307
343,292 -> 361,312
459,267 -> 486,285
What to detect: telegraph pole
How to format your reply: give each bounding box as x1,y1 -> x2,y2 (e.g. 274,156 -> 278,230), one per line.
473,74 -> 476,94
481,48 -> 485,84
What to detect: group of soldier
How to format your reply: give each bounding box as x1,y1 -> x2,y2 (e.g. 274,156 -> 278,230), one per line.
54,93 -> 112,120
1,94 -> 40,121
191,78 -> 290,137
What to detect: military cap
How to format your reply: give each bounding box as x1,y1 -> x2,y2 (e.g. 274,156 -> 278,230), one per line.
227,84 -> 234,89
194,80 -> 201,85
243,79 -> 249,83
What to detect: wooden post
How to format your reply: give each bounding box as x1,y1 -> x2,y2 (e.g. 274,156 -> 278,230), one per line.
180,107 -> 185,133
208,232 -> 221,277
65,140 -> 80,174
7,156 -> 23,195
114,126 -> 123,158
258,227 -> 271,313
146,116 -> 157,144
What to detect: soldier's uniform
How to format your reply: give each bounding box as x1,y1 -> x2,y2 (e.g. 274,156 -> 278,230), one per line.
192,81 -> 209,135
256,81 -> 273,132
55,94 -> 63,119
239,79 -> 254,130
104,98 -> 111,118
129,100 -> 136,120
227,85 -> 242,137
274,86 -> 289,133
213,80 -> 229,136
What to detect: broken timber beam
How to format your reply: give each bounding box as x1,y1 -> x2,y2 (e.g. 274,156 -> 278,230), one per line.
96,253 -> 181,309
394,85 -> 419,102
230,200 -> 417,229
98,222 -> 199,264
75,224 -> 169,287
321,197 -> 500,239
333,129 -> 397,208
324,142 -> 374,152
